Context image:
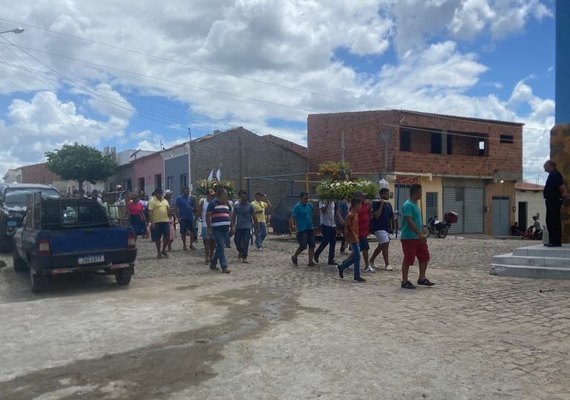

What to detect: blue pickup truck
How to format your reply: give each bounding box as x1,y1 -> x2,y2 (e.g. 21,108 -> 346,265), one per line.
12,197 -> 137,293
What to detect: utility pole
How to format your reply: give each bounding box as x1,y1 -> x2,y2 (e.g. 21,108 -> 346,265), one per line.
379,129 -> 392,177
341,131 -> 346,162
187,127 -> 192,192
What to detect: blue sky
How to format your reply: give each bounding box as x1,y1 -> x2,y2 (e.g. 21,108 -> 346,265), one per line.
0,0 -> 557,182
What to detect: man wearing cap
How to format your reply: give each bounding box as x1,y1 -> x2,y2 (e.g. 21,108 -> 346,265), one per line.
252,192 -> 272,250
149,188 -> 172,258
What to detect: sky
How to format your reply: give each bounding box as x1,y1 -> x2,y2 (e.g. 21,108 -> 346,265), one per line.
0,0 -> 556,184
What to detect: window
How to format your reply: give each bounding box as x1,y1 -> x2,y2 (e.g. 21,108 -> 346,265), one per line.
500,135 -> 514,144
154,174 -> 162,190
180,174 -> 188,190
478,140 -> 486,156
431,132 -> 442,154
447,134 -> 453,155
42,200 -> 109,229
138,178 -> 145,192
5,188 -> 59,207
126,179 -> 132,191
400,130 -> 411,152
166,176 -> 174,191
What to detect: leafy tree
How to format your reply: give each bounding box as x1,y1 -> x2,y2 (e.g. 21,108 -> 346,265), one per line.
46,143 -> 117,193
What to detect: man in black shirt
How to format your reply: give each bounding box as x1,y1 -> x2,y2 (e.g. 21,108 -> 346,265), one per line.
543,160 -> 567,247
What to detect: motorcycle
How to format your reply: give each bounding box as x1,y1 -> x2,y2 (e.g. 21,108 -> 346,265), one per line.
424,212 -> 459,239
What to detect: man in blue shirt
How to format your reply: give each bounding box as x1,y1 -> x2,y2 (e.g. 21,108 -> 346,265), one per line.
291,192 -> 316,267
370,188 -> 394,271
175,187 -> 197,251
400,184 -> 435,289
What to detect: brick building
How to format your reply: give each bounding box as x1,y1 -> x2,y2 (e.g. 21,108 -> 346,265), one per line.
308,110 -> 524,236
161,127 -> 308,203
2,163 -> 103,193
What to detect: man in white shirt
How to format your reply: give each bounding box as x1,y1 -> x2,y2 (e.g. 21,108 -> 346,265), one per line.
313,200 -> 339,265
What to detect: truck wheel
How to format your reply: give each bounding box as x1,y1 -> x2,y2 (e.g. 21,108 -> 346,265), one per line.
0,236 -> 12,253
115,270 -> 132,286
12,248 -> 27,272
29,264 -> 47,293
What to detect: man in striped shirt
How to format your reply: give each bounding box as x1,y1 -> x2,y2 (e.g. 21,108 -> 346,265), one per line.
207,188 -> 233,273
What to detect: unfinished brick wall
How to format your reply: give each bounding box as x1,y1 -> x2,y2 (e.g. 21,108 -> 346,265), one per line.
21,163 -> 61,184
308,110 -> 523,179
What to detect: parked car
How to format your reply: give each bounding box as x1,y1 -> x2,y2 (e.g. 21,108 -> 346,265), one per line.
12,196 -> 137,293
0,183 -> 60,252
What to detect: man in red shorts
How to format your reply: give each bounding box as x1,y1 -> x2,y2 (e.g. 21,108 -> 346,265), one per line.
400,184 -> 435,289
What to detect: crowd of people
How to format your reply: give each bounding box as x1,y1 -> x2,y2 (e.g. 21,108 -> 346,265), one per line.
70,158 -> 566,290
290,184 -> 434,289
90,187 -> 273,274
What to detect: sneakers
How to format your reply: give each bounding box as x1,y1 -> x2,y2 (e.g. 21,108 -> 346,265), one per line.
222,268 -> 231,274
364,266 -> 376,273
417,278 -> 435,287
337,265 -> 344,279
291,256 -> 298,266
354,276 -> 366,283
313,254 -> 320,264
328,260 -> 338,266
384,264 -> 393,271
401,280 -> 416,289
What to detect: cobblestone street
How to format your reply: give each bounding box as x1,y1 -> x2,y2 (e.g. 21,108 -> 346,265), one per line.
1,236 -> 569,399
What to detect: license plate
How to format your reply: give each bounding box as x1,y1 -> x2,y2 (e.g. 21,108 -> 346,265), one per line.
78,255 -> 105,265
7,220 -> 18,227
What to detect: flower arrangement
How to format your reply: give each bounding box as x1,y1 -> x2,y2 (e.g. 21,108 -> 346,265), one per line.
195,179 -> 236,198
318,161 -> 351,182
316,161 -> 377,200
317,179 -> 377,200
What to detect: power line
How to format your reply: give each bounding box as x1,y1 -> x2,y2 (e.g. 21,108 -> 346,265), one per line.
0,16 -> 551,132
0,42 -> 548,145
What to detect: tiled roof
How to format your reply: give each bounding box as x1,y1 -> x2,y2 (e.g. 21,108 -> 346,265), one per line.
515,182 -> 544,191
262,134 -> 307,158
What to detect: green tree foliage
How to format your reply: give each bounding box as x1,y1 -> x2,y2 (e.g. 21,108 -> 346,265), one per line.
46,143 -> 117,192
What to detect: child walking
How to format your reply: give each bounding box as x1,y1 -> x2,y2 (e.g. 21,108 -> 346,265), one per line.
337,198 -> 366,282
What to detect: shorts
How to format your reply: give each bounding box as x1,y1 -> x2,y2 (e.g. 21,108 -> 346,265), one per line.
401,239 -> 430,265
180,219 -> 194,236
359,237 -> 370,251
297,229 -> 316,250
374,230 -> 390,245
201,226 -> 213,240
151,222 -> 170,242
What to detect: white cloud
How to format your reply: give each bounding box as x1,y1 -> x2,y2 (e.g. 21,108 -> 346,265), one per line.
0,90 -> 131,173
0,0 -> 555,183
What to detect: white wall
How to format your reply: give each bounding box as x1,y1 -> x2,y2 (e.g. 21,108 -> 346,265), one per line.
515,190 -> 546,229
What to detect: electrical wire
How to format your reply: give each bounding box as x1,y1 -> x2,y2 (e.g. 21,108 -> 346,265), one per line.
0,16 -> 553,133
0,41 -> 548,145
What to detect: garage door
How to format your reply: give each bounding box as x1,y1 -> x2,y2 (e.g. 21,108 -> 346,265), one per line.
464,188 -> 484,233
443,187 -> 464,234
443,187 -> 485,234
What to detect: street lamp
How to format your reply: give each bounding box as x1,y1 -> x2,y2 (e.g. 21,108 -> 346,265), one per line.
0,27 -> 24,35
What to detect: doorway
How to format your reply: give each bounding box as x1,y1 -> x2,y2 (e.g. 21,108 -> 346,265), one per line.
518,202 -> 528,231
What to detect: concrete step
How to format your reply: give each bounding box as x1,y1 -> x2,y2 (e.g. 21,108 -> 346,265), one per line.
490,263 -> 570,280
493,253 -> 570,268
513,244 -> 570,258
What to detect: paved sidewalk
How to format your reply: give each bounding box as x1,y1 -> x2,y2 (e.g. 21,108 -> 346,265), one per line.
0,237 -> 568,399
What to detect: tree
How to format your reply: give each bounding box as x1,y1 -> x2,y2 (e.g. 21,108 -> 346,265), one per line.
46,143 -> 117,193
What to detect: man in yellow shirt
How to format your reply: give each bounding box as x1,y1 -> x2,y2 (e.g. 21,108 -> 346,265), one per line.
252,192 -> 272,250
149,188 -> 172,258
